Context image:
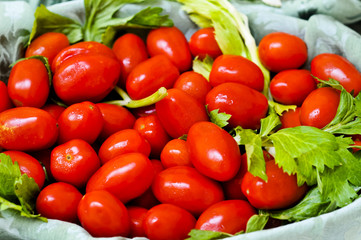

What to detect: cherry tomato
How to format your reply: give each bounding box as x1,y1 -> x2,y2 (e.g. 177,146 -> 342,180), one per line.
0,81 -> 13,113
299,87 -> 340,129
152,166 -> 224,216
36,182 -> 82,223
209,54 -> 264,91
195,200 -> 256,234
258,32 -> 308,72
41,104 -> 66,120
7,58 -> 49,108
280,108 -> 301,129
241,160 -> 308,210
189,27 -> 222,59
127,206 -> 148,238
143,203 -> 196,240
146,26 -> 192,72
77,190 -> 130,237
160,139 -> 192,168
0,107 -> 58,151
311,53 -> 361,96
206,82 -> 268,129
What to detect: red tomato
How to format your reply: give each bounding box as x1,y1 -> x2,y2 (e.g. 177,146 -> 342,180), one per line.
195,200 -> 256,234
270,69 -> 317,106
241,160 -> 308,210
155,88 -> 209,138
146,26 -> 192,72
0,107 -> 58,151
127,206 -> 148,238
152,166 -> 224,216
126,55 -> 179,100
311,53 -> 361,96
160,139 -> 192,168
352,140 -> 361,153
300,87 -> 340,129
86,153 -> 154,203
131,104 -> 157,118
2,150 -> 45,189
0,81 -> 13,112
280,108 -> 301,129
36,182 -> 82,223
206,82 -> 268,129
187,121 -> 241,181
7,58 -> 49,108
143,203 -> 196,240
258,32 -> 308,72
41,104 -> 66,120
77,190 -> 130,237
51,139 -> 101,189
209,54 -> 264,91
189,27 -> 222,59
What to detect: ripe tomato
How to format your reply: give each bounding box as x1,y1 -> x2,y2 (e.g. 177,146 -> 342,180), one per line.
131,104 -> 157,118
189,27 -> 222,59
0,107 -> 58,151
41,104 -> 66,120
299,87 -> 340,129
146,26 -> 192,72
0,81 -> 13,112
258,32 -> 308,72
160,139 -> 192,168
280,108 -> 301,129
36,182 -> 82,223
143,203 -> 196,240
127,206 -> 148,238
77,190 -> 130,237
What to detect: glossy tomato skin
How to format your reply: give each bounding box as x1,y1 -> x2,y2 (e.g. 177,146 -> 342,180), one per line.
143,203 -> 196,240
126,55 -> 179,100
7,58 -> 49,108
258,32 -> 308,72
206,82 -> 268,129
0,81 -> 13,113
127,206 -> 148,237
36,182 -> 82,223
146,26 -> 192,72
155,88 -> 209,139
152,166 -> 224,216
311,53 -> 361,96
187,121 -> 241,181
300,87 -> 340,129
131,104 -> 157,118
160,139 -> 192,168
77,190 -> 130,237
195,200 -> 256,234
0,107 -> 58,151
41,104 -> 66,120
280,108 -> 301,129
86,153 -> 154,203
189,27 -> 222,59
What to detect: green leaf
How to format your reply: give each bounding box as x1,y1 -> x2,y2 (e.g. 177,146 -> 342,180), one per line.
192,56 -> 213,80
209,109 -> 231,128
14,174 -> 40,216
186,229 -> 233,240
259,106 -> 281,137
0,153 -> 22,203
246,213 -> 269,233
268,101 -> 297,116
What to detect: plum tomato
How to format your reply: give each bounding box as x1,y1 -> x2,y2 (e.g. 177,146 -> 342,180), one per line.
143,203 -> 196,240
195,200 -> 256,234
160,139 -> 192,168
189,27 -> 222,59
270,69 -> 317,106
241,160 -> 308,210
0,81 -> 13,113
187,121 -> 241,181
77,190 -> 130,237
311,53 -> 361,96
209,54 -> 264,91
206,82 -> 268,129
36,182 -> 82,223
146,26 -> 192,72
280,108 -> 301,129
41,104 -> 66,120
0,107 -> 58,151
299,87 -> 340,129
258,32 -> 308,72
127,206 -> 148,238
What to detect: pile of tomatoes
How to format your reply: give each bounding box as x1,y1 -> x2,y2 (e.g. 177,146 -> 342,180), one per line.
1,21 -> 361,240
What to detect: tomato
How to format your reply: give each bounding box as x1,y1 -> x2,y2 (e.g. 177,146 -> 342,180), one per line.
36,182 -> 82,223
160,139 -> 192,168
187,121 -> 241,181
311,53 -> 361,96
0,81 -> 13,112
209,55 -> 264,91
112,33 -> 149,88
41,104 -> 66,120
351,140 -> 361,153
0,107 -> 58,151
189,27 -> 222,59
195,200 -> 256,234
143,203 -> 196,240
258,32 -> 308,72
146,26 -> 192,72
77,190 -> 130,237
131,104 -> 157,118
7,58 -> 49,108
280,108 -> 301,129
98,129 -> 151,165
241,160 -> 308,210
206,82 -> 268,129
2,150 -> 45,189
57,101 -> 104,144
155,88 -> 209,138
270,69 -> 317,106
126,55 -> 179,100
299,87 -> 340,129
152,166 -> 224,216
25,32 -> 70,66
51,139 -> 100,189
86,153 -> 154,203
127,206 -> 148,238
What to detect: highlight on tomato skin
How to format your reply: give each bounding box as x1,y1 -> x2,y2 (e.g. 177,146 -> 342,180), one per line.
189,27 -> 222,60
